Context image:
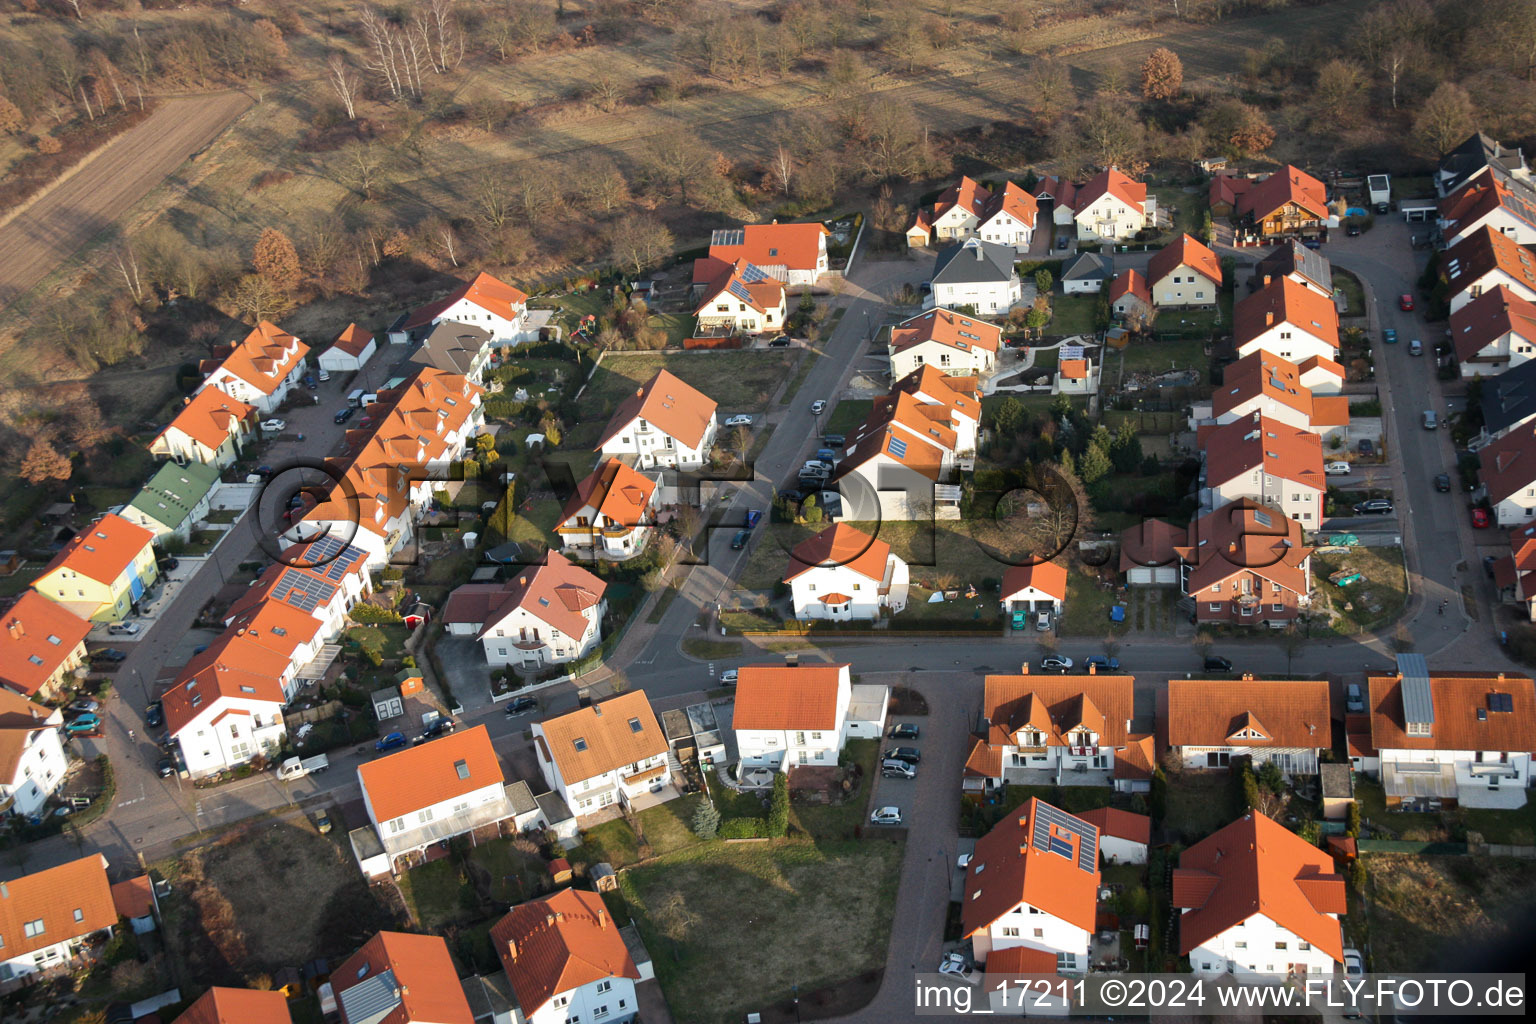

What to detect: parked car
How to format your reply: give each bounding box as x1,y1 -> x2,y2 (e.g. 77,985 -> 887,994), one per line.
957,852 -> 972,869
1485,554 -> 1500,577
869,806 -> 903,825
768,335 -> 792,347
938,953 -> 974,978
1383,328 -> 1398,344
1472,507 -> 1492,529
1204,655 -> 1233,672
1034,610 -> 1052,631
1346,684 -> 1365,714
1434,473 -> 1452,492
880,759 -> 916,779
1399,294 -> 1415,311
822,433 -> 846,448
334,407 -> 356,425
1040,655 -> 1073,672
1056,236 -> 1069,250
304,374 -> 317,389
1358,438 -> 1375,456
375,732 -> 408,753
810,400 -> 827,415
261,419 -> 287,433
108,622 -> 141,636
93,648 -> 127,663
1409,338 -> 1423,356
318,368 -> 331,382
1010,610 -> 1028,630
889,723 -> 920,739
777,488 -> 805,504
504,696 -> 538,717
67,699 -> 100,716
815,448 -> 837,464
1083,655 -> 1121,671
156,757 -> 176,778
885,747 -> 921,765
719,669 -> 738,685
1422,409 -> 1438,430
1325,462 -> 1352,475
724,414 -> 753,427
65,714 -> 102,734
730,529 -> 750,550
1343,949 -> 1364,976
744,509 -> 763,528
1353,499 -> 1394,515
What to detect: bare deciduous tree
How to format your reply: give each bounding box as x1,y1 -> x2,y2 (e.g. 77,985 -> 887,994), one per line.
1414,82 -> 1477,157
338,142 -> 390,201
769,144 -> 793,195
112,241 -> 145,304
606,214 -> 675,276
327,55 -> 361,119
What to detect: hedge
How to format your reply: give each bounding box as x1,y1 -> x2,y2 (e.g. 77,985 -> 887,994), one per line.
718,816 -> 766,839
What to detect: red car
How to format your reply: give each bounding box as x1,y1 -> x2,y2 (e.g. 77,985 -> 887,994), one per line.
1399,294 -> 1415,311
1471,507 -> 1491,529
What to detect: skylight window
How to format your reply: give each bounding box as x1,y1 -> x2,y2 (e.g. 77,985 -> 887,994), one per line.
629,717 -> 643,733
1047,835 -> 1074,859
574,738 -> 588,751
455,759 -> 470,779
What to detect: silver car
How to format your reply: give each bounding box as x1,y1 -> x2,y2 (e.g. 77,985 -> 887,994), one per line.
870,806 -> 903,825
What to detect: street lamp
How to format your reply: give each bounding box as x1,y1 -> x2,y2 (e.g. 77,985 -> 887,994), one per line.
791,984 -> 801,1023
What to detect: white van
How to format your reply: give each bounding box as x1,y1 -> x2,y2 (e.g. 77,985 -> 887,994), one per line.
347,389 -> 365,407
360,392 -> 378,407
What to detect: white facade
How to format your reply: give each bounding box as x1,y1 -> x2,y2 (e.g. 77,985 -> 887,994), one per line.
598,416 -> 717,471
1372,745 -> 1532,807
531,730 -> 670,818
453,597 -> 605,668
789,557 -> 909,621
973,904 -> 1091,973
978,208 -> 1034,250
149,422 -> 246,469
175,697 -> 288,778
360,776 -> 507,858
200,352 -> 305,416
1099,834 -> 1147,865
430,296 -> 530,344
696,289 -> 786,334
1207,471 -> 1323,526
985,730 -> 1122,784
1235,322 -> 1337,364
735,667 -> 851,772
1075,193 -> 1148,243
888,338 -> 997,381
319,338 -> 377,373
1448,268 -> 1536,314
1457,329 -> 1536,378
999,585 -> 1063,616
1442,205 -> 1536,248
1186,913 -> 1339,979
528,978 -> 639,1024
1493,488 -> 1536,526
0,710 -> 68,818
930,275 -> 1022,315
1175,744 -> 1322,775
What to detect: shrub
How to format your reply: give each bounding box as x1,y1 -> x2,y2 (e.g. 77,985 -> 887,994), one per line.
718,817 -> 765,839
1347,859 -> 1367,891
1346,801 -> 1361,838
691,800 -> 721,839
767,774 -> 789,837
351,603 -> 404,624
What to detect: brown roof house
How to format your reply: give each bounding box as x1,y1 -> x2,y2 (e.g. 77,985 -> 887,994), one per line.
442,552 -> 607,670
531,690 -> 674,820
1175,499 -> 1314,628
1166,677 -> 1332,775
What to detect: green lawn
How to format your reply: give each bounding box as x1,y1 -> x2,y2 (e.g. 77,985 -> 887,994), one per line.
824,398 -> 872,436
584,351 -> 801,417
1333,268 -> 1367,317
568,795 -> 709,870
1313,547 -> 1408,635
0,563 -> 42,598
1149,186 -> 1207,245
1060,566 -> 1126,636
1049,294 -> 1099,337
1111,335 -> 1210,377
1162,770 -> 1242,845
619,840 -> 905,1024
788,738 -> 880,840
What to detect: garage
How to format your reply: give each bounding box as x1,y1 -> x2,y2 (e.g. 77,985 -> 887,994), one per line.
1127,565 -> 1180,585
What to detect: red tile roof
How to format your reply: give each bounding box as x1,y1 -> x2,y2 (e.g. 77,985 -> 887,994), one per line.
442,551 -> 606,641
1209,175 -> 1252,210
1234,276 -> 1340,351
889,308 -> 1002,357
0,854 -> 116,961
1173,812 -> 1345,961
1119,518 -> 1188,573
784,523 -> 892,584
334,930 -> 474,1024
331,322 -> 375,357
153,386 -> 254,453
163,637 -> 290,738
110,875 -> 155,921
1167,678 -> 1331,750
980,673 -> 1133,749
359,725 -> 504,823
0,591 -> 91,696
1214,351 -> 1315,421
1116,734 -> 1156,782
37,512 -> 154,588
560,459 -> 657,530
986,181 -> 1039,229
403,271 -> 528,330
1366,672 -> 1536,753
1235,165 -> 1328,222
985,944 -> 1061,976
1202,413 -> 1324,493
1476,425 -> 1536,506
536,690 -> 667,785
1108,269 -> 1151,307
962,798 -> 1101,937
1074,168 -> 1147,211
1148,234 -> 1222,289
491,888 -> 640,1017
1059,358 -> 1089,380
694,257 -> 786,316
1449,284 -> 1536,364
1174,499 -> 1312,594
1440,225 -> 1536,301
202,321 -> 310,397
173,988 -> 291,1024
1439,176 -> 1536,239
0,688 -> 59,782
706,220 -> 828,272
733,664 -> 848,731
1001,562 -> 1068,602
594,369 -> 718,451
1078,807 -> 1151,846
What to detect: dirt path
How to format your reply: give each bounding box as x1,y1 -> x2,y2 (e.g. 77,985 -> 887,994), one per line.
0,91 -> 252,309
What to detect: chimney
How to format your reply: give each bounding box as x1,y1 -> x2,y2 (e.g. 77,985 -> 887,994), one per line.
1243,673 -> 1253,681
507,938 -> 517,958
546,913 -> 556,925
400,986 -> 409,998
597,908 -> 607,929
1088,662 -> 1097,675
975,243 -> 985,261
1265,311 -> 1274,326
6,619 -> 20,639
1020,663 -> 1030,675
1,881 -> 8,898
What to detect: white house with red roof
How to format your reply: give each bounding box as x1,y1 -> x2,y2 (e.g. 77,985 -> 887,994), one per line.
964,671 -> 1138,791
962,797 -> 1101,970
333,931 -> 475,1024
318,322 -> 378,373
1147,234 -> 1222,308
149,387 -> 255,468
1450,285 -> 1536,377
224,536 -> 372,642
1475,426 -> 1536,525
595,369 -> 718,471
695,221 -> 829,289
0,591 -> 92,701
171,988 -> 291,1024
692,258 -> 786,335
1000,562 -> 1068,623
556,459 -> 659,561
1438,175 -> 1536,247
395,271 -> 532,344
1439,225 -> 1536,314
163,656 -> 289,779
887,308 -> 1001,380
906,176 -> 1039,251
532,690 -> 672,818
1108,270 -> 1153,323
1175,812 -> 1345,978
0,688 -> 68,818
0,854 -> 117,984
784,523 -> 909,620
198,321 -> 310,416
1201,413 -> 1325,525
1234,275 -> 1340,364
356,725 -> 522,873
492,888 -> 644,1024
1071,169 -> 1153,243
732,663 -> 852,771
443,552 -> 607,668
1200,350 -> 1348,442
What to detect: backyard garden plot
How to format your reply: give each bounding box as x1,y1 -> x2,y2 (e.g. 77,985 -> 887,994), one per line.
1313,547 -> 1408,634
583,351 -> 802,415
1364,854 -> 1536,971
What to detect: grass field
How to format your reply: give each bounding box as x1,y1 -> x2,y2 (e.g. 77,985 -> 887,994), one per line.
567,794 -> 709,870
397,837 -> 553,931
1049,294 -> 1100,338
1112,335 -> 1211,377
619,839 -> 904,1024
583,351 -> 801,418
824,398 -> 873,436
1365,854 -> 1536,971
1313,546 -> 1408,634
1060,565 -> 1128,636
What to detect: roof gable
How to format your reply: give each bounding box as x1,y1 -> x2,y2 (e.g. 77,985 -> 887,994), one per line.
536,690 -> 667,784
733,664 -> 847,731
1148,234 -> 1222,288
962,797 -> 1100,936
359,725 -> 504,823
595,369 -> 719,451
784,523 -> 892,583
491,888 -> 640,1016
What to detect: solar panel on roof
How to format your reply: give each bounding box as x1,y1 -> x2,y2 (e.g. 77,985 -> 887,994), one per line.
272,568 -> 333,613
888,437 -> 908,458
1253,509 -> 1273,527
1488,692 -> 1514,713
1031,801 -> 1098,873
727,280 -> 755,303
739,262 -> 769,284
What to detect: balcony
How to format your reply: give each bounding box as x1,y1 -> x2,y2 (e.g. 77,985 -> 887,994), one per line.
1468,762 -> 1519,778
1069,745 -> 1099,757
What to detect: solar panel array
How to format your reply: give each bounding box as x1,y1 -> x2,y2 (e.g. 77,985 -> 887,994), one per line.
1253,509 -> 1273,527
272,568 -> 334,613
1488,692 -> 1514,713
1060,345 -> 1084,361
1031,801 -> 1098,873
739,262 -> 770,284
727,279 -> 755,303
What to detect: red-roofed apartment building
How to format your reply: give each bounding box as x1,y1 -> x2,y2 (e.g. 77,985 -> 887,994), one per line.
443,552 -> 606,669
1438,174 -> 1536,247
395,270 -> 532,344
694,221 -> 830,289
531,691 -> 673,819
556,459 -> 660,561
0,688 -> 68,818
964,670 -> 1142,793
492,888 -> 645,1024
1232,165 -> 1329,243
172,987 -> 292,1024
962,797 -> 1101,970
1200,350 -> 1348,444
784,523 -> 910,620
198,321 -> 310,416
333,930 -> 474,1024
355,725 -> 530,875
1148,234 -> 1222,308
318,322 -> 378,374
1359,658 -> 1536,808
1201,413 -> 1325,525
733,663 -> 852,771
1176,499 -> 1313,628
0,854 -> 116,983
594,370 -> 718,471
905,176 -> 1038,251
887,308 -> 1001,379
0,591 -> 92,700
31,512 -> 159,623
1167,677 -> 1332,774
1175,812 -> 1346,977
1439,225 -> 1536,314
149,386 -> 255,469
1234,276 -> 1340,365
164,630 -> 308,779
1450,285 -> 1536,377
1475,426 -> 1536,525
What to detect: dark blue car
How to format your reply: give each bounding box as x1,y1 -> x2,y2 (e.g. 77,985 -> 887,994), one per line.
375,732 -> 407,753
744,509 -> 763,529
